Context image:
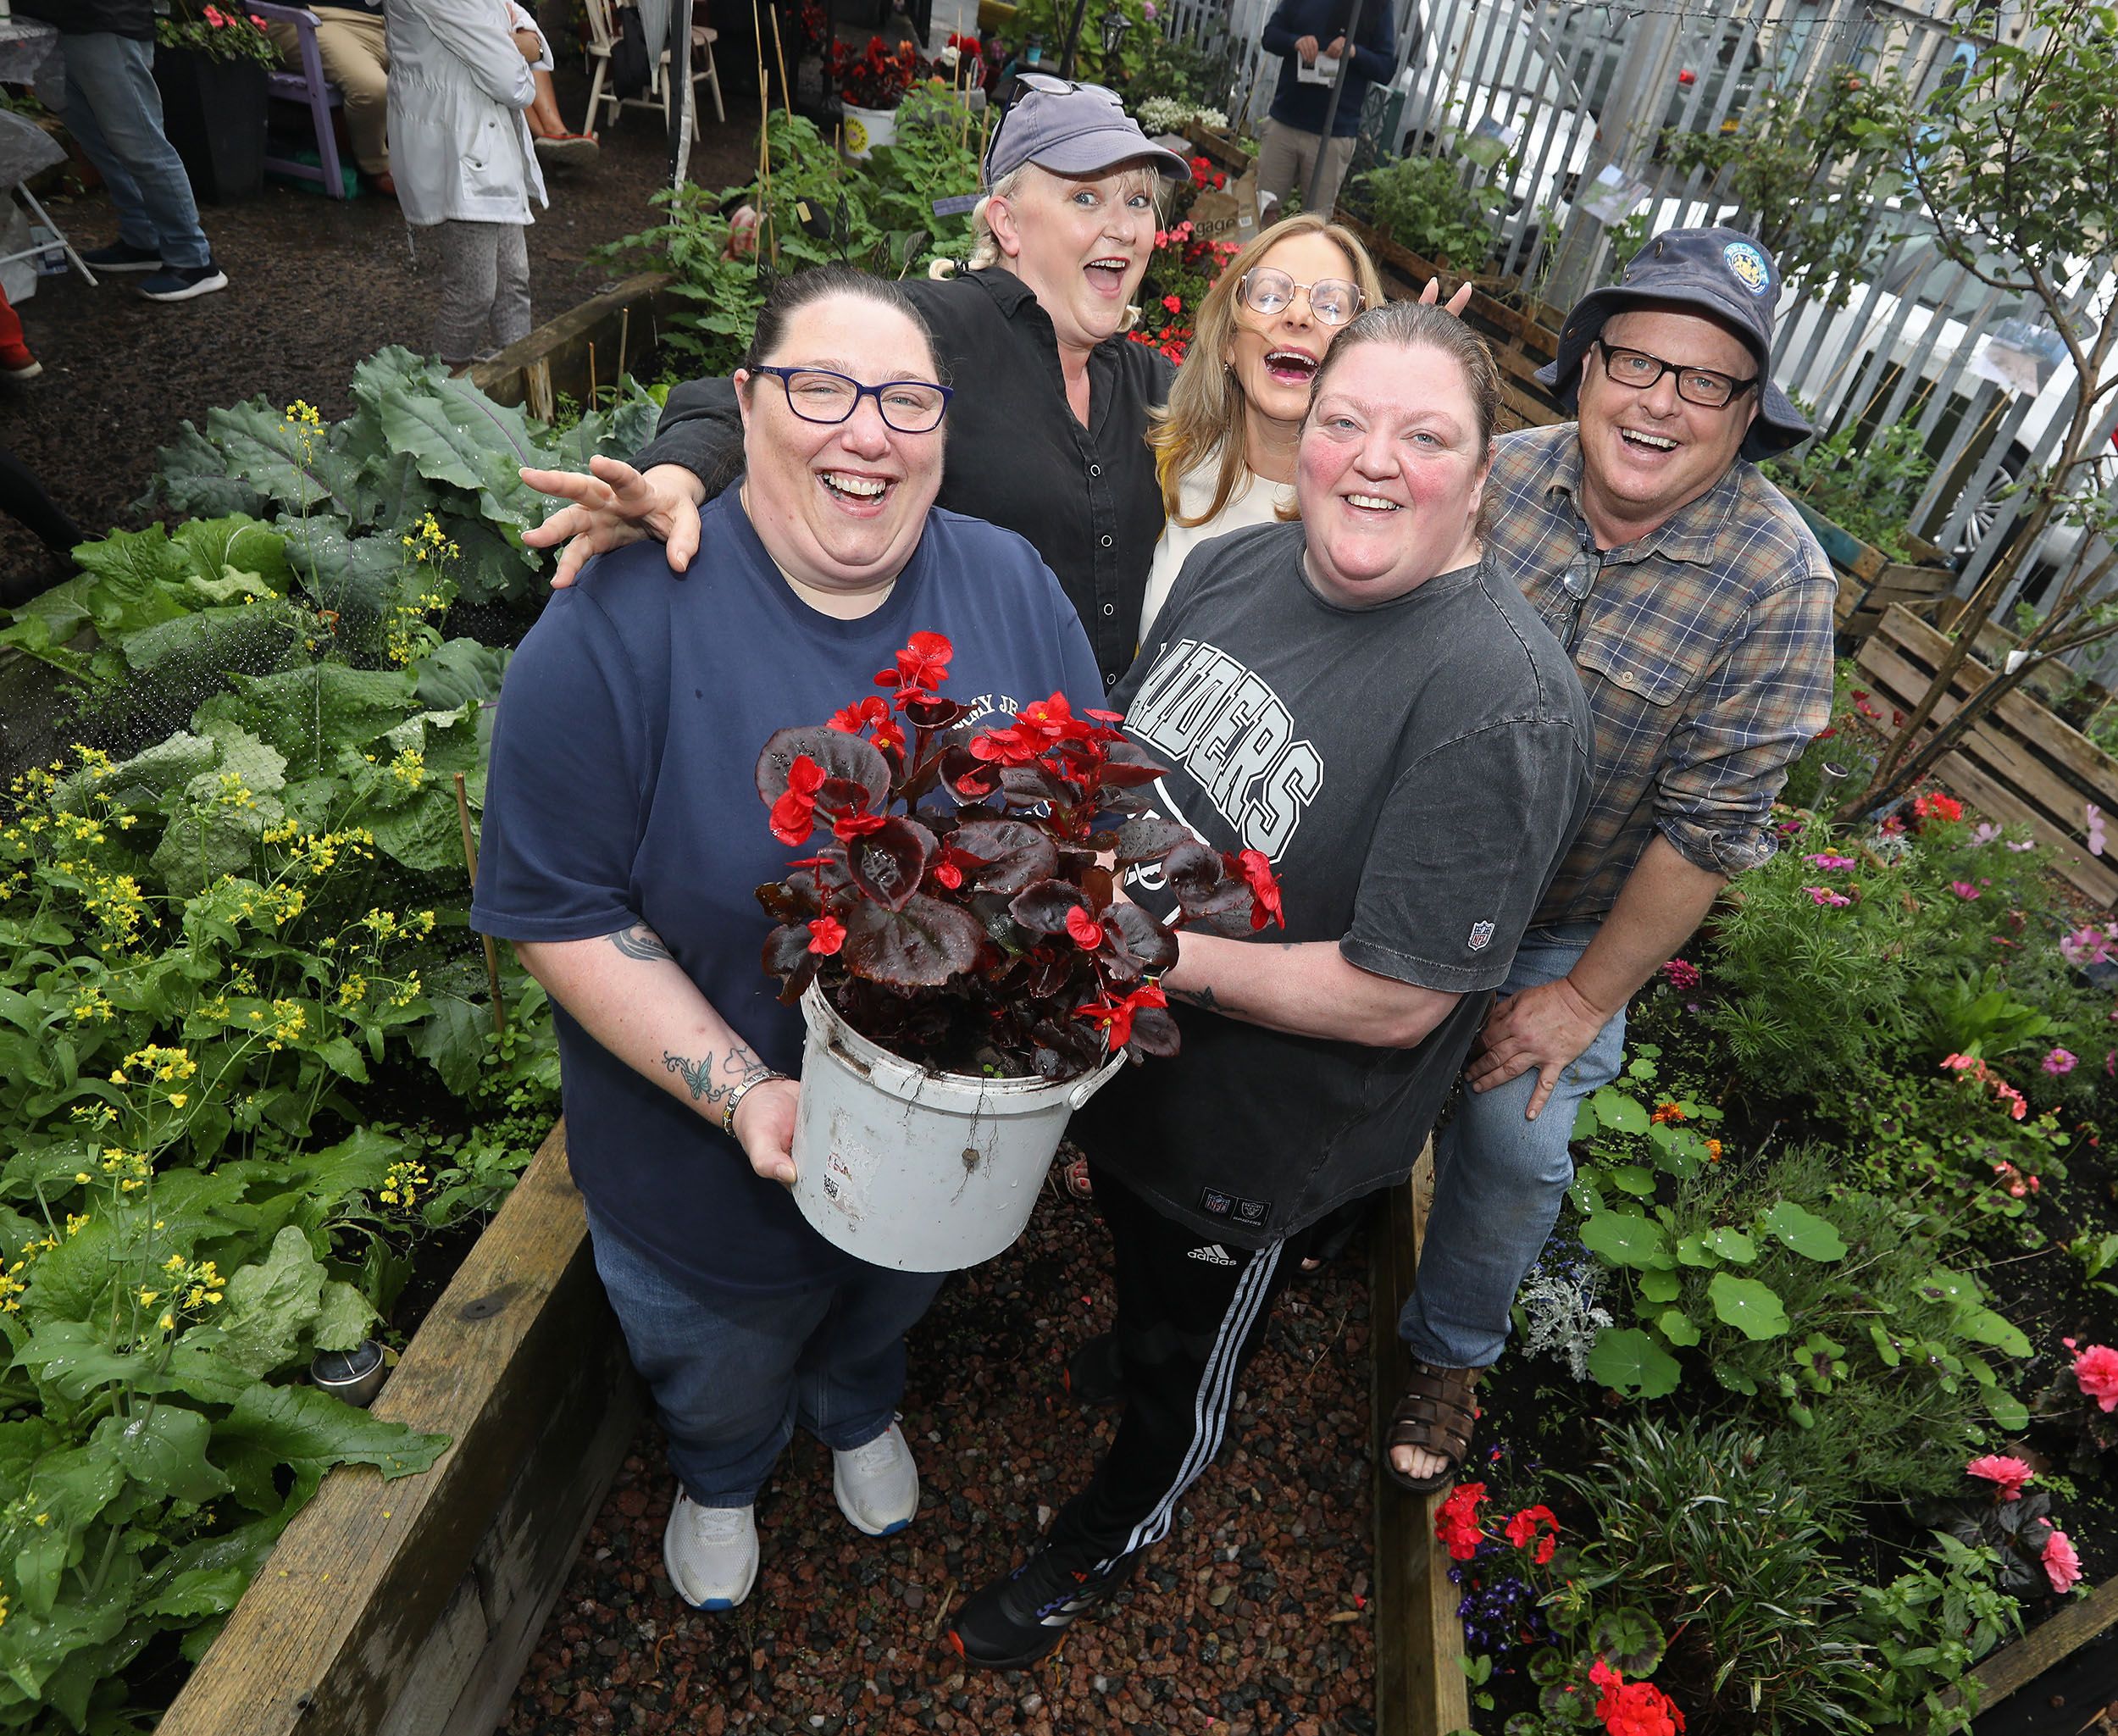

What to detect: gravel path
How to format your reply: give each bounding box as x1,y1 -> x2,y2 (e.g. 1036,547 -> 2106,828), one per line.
502,1183 -> 1379,1736
0,62 -> 762,594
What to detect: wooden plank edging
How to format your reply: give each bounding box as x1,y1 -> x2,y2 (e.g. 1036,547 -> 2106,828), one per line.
469,271 -> 679,419
1960,1572 -> 2118,1712
1370,1142 -> 1472,1736
159,1121 -> 639,1736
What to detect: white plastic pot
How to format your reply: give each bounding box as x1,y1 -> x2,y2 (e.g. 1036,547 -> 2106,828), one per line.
790,983 -> 1125,1272
840,103 -> 898,160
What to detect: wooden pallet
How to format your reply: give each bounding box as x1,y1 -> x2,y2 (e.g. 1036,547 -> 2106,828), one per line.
1369,1143 -> 1472,1736
1855,605 -> 2118,905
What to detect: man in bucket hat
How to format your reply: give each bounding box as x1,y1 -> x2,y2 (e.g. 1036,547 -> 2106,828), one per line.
1387,227 -> 1837,1491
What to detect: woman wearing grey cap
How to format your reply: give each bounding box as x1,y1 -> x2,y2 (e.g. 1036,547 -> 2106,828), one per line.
521,75 -> 1191,698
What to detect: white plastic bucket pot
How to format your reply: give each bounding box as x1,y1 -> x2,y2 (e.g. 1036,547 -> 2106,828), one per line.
840,103 -> 898,160
790,983 -> 1126,1272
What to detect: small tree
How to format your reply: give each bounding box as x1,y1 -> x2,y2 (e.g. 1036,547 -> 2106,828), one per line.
1839,0 -> 2118,821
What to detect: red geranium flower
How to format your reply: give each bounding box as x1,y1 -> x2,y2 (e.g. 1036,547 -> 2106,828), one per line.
1589,1660 -> 1685,1736
1433,1481 -> 1486,1561
806,914 -> 846,955
1502,1504 -> 1559,1564
770,755 -> 826,845
1163,292 -> 1183,313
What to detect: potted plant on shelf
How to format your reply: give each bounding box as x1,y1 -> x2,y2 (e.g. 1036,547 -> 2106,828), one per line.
754,631 -> 1283,1271
152,1 -> 276,202
828,36 -> 931,159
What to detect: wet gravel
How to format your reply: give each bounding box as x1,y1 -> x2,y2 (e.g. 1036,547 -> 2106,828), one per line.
502,1182 -> 1379,1736
0,59 -> 762,596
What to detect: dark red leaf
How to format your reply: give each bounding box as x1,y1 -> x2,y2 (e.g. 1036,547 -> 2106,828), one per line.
755,870 -> 823,923
1007,878 -> 1091,935
949,818 -> 1061,894
845,816 -> 936,912
842,891 -> 984,987
1106,900 -> 1178,973
1112,813 -> 1195,866
1125,1005 -> 1181,1057
757,724 -> 892,812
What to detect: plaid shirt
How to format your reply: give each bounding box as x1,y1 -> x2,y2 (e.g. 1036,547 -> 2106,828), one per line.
1485,424 -> 1838,925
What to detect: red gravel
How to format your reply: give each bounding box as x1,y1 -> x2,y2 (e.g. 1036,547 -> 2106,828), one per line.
501,1179 -> 1379,1736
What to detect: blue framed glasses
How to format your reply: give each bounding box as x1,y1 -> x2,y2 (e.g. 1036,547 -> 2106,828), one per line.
751,366 -> 953,434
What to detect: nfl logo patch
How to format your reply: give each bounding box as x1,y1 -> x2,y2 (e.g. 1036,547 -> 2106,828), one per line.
1467,920 -> 1495,951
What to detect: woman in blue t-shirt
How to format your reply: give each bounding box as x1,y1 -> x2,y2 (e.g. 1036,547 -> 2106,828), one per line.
472,267 -> 1102,1614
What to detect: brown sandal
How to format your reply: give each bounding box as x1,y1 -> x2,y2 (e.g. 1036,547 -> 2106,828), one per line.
1384,1360 -> 1479,1495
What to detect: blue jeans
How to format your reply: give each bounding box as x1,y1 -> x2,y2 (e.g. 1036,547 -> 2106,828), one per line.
587,1208 -> 945,1508
1398,923 -> 1625,1369
57,34 -> 212,270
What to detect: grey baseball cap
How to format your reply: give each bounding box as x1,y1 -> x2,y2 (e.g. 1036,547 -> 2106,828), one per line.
983,74 -> 1191,188
1533,226 -> 1813,460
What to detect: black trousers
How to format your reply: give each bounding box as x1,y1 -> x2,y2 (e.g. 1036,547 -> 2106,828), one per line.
1058,1163 -> 1321,1568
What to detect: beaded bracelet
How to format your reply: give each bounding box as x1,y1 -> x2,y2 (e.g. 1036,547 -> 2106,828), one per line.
722,1071 -> 789,1139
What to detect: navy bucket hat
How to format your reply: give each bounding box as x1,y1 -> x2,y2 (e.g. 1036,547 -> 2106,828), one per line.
1533,226 -> 1814,460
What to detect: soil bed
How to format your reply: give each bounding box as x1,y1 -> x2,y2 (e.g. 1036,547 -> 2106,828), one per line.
502,1173 -> 1379,1736
0,58 -> 761,596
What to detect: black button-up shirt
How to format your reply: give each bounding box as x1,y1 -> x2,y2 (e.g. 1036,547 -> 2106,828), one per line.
633,268 -> 1173,689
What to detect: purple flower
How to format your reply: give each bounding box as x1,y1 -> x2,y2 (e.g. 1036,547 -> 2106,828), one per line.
1805,885 -> 1851,907
1949,880 -> 1982,900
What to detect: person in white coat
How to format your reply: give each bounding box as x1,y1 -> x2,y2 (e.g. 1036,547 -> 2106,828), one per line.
384,0 -> 549,367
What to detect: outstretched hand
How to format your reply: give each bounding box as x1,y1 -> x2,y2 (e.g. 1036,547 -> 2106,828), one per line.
519,455 -> 703,589
1417,275 -> 1477,318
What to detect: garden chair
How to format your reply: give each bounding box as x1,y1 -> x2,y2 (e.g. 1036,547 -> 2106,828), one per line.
249,1 -> 350,199
581,0 -> 724,141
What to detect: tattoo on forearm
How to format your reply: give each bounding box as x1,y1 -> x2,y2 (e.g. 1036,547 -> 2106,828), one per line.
662,1045 -> 773,1104
1168,984 -> 1222,1011
663,1051 -> 724,1102
610,923 -> 675,963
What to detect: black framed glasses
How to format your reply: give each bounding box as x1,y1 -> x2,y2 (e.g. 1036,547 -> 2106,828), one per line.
1238,269 -> 1365,327
751,366 -> 953,434
1593,341 -> 1759,409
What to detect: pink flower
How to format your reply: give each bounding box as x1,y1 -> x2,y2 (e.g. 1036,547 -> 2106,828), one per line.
2008,839 -> 2038,852
2044,1047 -> 2077,1075
1661,958 -> 1701,991
2075,1344 -> 2118,1412
1805,885 -> 1851,907
2043,1528 -> 2082,1594
1804,853 -> 1856,870
1971,822 -> 2003,846
1966,1454 -> 2035,1500
1950,880 -> 1982,900
2060,923 -> 2118,967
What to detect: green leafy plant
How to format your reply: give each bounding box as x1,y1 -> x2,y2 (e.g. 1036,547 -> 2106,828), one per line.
1348,154 -> 1505,268
1846,1534 -> 2016,1736
1764,410 -> 1936,563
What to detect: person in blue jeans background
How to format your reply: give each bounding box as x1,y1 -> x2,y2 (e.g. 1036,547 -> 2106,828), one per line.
1387,230 -> 1837,1492
16,0 -> 226,302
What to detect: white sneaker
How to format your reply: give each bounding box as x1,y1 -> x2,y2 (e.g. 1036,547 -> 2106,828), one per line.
832,1421 -> 919,1536
661,1493 -> 758,1609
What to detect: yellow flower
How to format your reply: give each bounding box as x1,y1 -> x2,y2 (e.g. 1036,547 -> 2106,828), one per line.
158,1312 -> 174,1332
137,1289 -> 158,1306
164,1253 -> 185,1272
168,1093 -> 187,1109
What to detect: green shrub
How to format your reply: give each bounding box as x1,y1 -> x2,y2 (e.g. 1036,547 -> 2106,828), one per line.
1348,153 -> 1504,266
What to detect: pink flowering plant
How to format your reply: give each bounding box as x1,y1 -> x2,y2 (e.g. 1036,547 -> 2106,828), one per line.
1945,1452 -> 2088,1600
2032,1337 -> 2118,1456
156,1 -> 279,65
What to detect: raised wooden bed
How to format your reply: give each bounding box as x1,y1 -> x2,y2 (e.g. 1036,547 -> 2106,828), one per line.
158,1123 -> 641,1736
1368,1144 -> 1472,1736
1856,604 -> 2118,905
469,271 -> 680,424
1785,497 -> 1954,647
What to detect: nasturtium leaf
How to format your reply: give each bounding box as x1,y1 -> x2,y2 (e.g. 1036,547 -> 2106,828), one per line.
1585,1326 -> 1682,1399
1705,1226 -> 1758,1264
1638,1267 -> 1681,1303
1674,1233 -> 1720,1269
92,1407 -> 231,1506
1760,1200 -> 1849,1262
1577,1211 -> 1672,1270
1572,1098 -> 1598,1142
1958,1305 -> 2032,1357
1608,1162 -> 1658,1197
1707,1273 -> 1790,1340
1656,1308 -> 1701,1347
1591,1087 -> 1650,1134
